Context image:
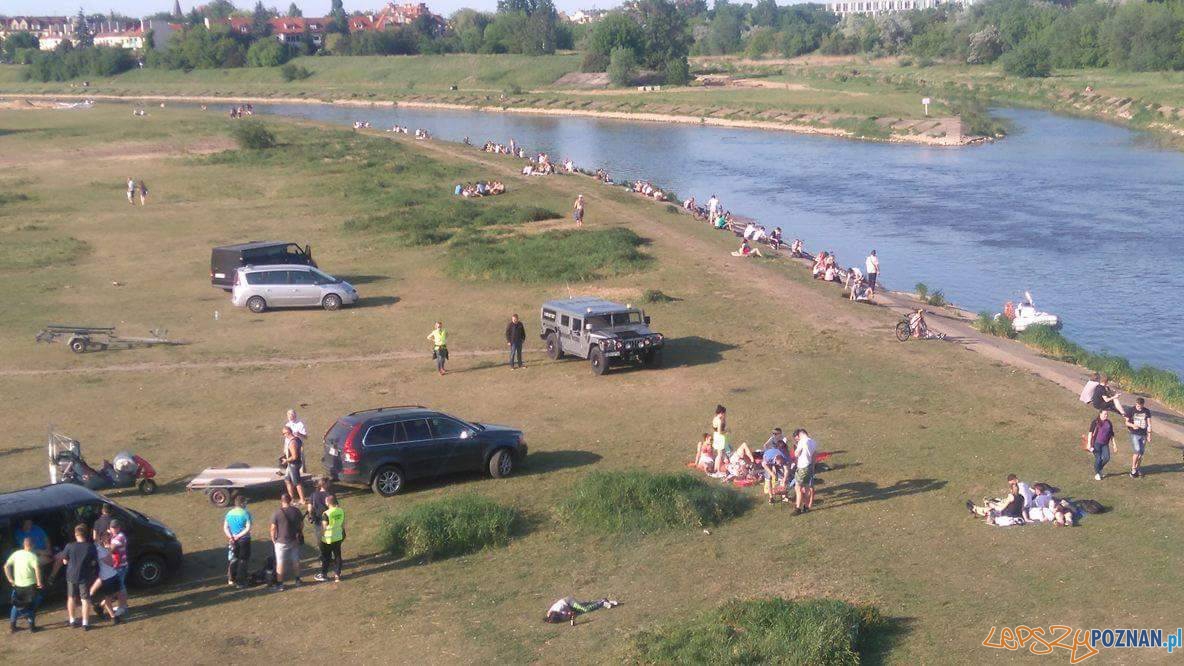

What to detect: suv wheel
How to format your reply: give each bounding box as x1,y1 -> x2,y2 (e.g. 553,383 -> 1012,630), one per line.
545,332 -> 562,360
132,554 -> 166,587
371,466 -> 404,497
322,293 -> 342,311
247,296 -> 267,313
589,346 -> 608,375
489,449 -> 514,478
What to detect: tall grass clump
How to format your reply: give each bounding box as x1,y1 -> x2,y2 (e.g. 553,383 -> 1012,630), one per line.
231,120 -> 276,150
973,311 -> 1016,339
914,282 -> 928,300
624,598 -> 887,665
925,289 -> 946,307
345,201 -> 559,246
555,470 -> 749,533
448,228 -> 653,283
0,235 -> 89,271
375,494 -> 521,562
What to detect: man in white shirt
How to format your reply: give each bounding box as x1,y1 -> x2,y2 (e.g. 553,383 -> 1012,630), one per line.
792,429 -> 817,514
865,250 -> 879,298
285,410 -> 308,472
708,194 -> 719,221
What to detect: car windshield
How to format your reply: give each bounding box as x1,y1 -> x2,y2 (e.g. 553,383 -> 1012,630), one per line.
310,268 -> 338,284
587,311 -> 642,329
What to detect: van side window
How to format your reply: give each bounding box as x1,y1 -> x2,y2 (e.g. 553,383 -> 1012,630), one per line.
560,315 -> 570,327
363,423 -> 396,446
261,271 -> 287,285
288,271 -> 316,285
573,318 -> 582,331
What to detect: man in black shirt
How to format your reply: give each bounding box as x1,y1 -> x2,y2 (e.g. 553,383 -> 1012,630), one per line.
60,524 -> 98,630
1125,397 -> 1152,478
270,494 -> 304,590
505,313 -> 526,370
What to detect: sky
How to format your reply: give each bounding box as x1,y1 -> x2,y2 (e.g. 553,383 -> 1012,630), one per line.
0,0 -> 626,18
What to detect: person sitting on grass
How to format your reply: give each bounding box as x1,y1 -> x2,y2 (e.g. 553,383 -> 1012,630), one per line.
1026,483 -> 1057,522
489,181 -> 505,195
966,474 -> 1026,526
693,433 -> 715,473
751,226 -> 767,244
790,238 -> 805,258
544,596 -> 620,624
1052,499 -> 1076,526
768,227 -> 783,248
1089,374 -> 1126,417
762,445 -> 791,504
714,213 -> 729,230
812,252 -> 827,278
732,240 -> 763,258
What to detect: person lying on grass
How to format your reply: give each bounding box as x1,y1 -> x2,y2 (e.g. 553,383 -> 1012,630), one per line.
732,240 -> 763,258
544,597 -> 619,624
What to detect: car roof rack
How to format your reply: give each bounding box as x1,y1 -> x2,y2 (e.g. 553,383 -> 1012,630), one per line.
347,405 -> 427,416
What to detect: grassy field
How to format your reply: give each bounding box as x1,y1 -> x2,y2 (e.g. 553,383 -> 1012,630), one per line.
1,106 -> 1182,664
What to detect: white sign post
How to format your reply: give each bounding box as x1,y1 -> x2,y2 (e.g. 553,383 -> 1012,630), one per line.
922,97 -> 931,116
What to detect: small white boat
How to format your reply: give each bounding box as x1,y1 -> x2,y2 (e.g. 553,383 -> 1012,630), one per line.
999,291 -> 1062,332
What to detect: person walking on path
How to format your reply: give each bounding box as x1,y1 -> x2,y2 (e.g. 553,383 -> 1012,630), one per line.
573,195 -> 585,227
792,429 -> 817,515
1087,410 -> 1117,480
506,313 -> 526,370
428,321 -> 448,375
865,250 -> 879,299
126,178 -> 136,205
138,180 -> 148,206
223,496 -> 252,588
59,524 -> 97,630
5,537 -> 44,633
1125,397 -> 1152,478
281,426 -> 306,504
315,495 -> 345,583
270,493 -> 304,591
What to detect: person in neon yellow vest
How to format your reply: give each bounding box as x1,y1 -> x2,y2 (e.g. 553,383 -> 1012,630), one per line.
427,321 -> 448,375
315,495 -> 345,583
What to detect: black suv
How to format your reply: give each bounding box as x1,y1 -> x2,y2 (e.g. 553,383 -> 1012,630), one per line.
321,406 -> 527,496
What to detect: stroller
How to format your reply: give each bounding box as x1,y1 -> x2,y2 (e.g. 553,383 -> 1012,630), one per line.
48,431 -> 158,494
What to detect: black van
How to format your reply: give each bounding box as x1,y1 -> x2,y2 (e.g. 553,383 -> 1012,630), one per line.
210,241 -> 315,289
0,485 -> 182,593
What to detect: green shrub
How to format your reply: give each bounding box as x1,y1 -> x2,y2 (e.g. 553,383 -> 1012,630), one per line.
247,39 -> 289,68
608,46 -> 638,87
556,470 -> 749,533
375,494 -> 521,562
1002,41 -> 1052,78
231,120 -> 277,150
973,311 -> 1016,339
926,289 -> 946,307
448,227 -> 653,283
914,282 -> 928,299
280,62 -> 312,81
624,597 -> 886,665
346,202 -> 560,245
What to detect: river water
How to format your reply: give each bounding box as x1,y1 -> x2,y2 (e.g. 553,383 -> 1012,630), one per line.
252,103 -> 1184,376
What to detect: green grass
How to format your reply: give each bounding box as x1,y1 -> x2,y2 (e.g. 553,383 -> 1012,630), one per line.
447,227 -> 653,283
555,470 -> 749,533
623,598 -> 887,665
376,494 -> 522,562
0,232 -> 89,271
346,201 -> 560,246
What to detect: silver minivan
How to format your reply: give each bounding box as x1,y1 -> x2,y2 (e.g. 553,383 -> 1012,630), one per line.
231,264 -> 359,313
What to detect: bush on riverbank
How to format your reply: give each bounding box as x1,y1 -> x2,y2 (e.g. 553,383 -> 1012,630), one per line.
376,494 -> 521,561
556,470 -> 749,533
232,121 -> 276,150
447,227 -> 653,283
623,597 -> 887,664
974,321 -> 1184,411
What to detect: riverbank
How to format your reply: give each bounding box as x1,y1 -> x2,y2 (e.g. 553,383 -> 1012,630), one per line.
0,91 -> 979,146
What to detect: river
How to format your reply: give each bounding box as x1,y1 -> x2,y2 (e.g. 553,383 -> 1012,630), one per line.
251,103 -> 1184,376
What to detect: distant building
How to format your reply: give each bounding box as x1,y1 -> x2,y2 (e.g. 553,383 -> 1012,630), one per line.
371,2 -> 439,29
1,15 -> 170,51
826,0 -> 961,17
569,9 -> 608,24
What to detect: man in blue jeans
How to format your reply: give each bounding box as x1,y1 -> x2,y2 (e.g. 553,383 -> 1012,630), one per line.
1088,410 -> 1115,481
1125,397 -> 1152,478
5,537 -> 44,632
505,313 -> 526,370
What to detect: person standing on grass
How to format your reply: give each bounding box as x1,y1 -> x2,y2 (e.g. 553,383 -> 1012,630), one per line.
270,493 -> 304,590
281,426 -> 306,504
59,524 -> 97,630
1125,397 -> 1152,478
92,503 -> 113,543
316,495 -> 345,583
1087,410 -> 1116,481
792,429 -> 817,515
138,180 -> 148,206
5,537 -> 44,633
107,520 -> 129,617
285,409 -> 309,472
224,496 -> 252,589
573,195 -> 585,227
126,178 -> 136,205
708,194 -> 720,221
711,405 -> 729,463
428,321 -> 448,375
865,250 -> 879,298
506,313 -> 526,370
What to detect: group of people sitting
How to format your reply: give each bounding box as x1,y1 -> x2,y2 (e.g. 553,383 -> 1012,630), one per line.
453,181 -> 506,197
811,251 -> 843,283
742,221 -> 783,248
967,474 -> 1078,527
481,140 -> 524,156
592,168 -> 613,184
386,125 -> 410,134
631,180 -> 668,201
844,266 -> 873,301
691,406 -> 822,513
